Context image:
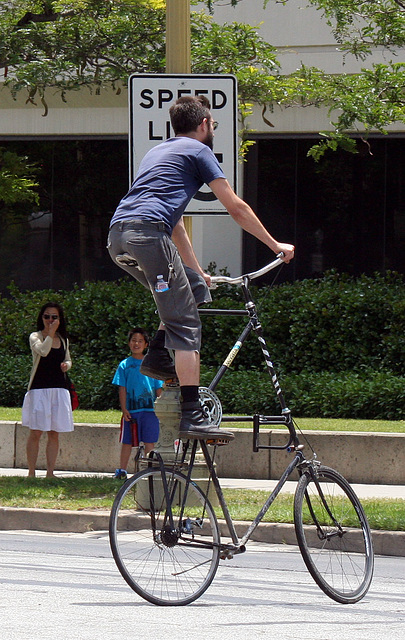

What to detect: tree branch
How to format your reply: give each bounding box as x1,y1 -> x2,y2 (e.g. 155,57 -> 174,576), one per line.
16,10 -> 75,27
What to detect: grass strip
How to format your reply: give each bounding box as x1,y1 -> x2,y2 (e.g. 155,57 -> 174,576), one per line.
0,477 -> 403,531
1,407 -> 404,432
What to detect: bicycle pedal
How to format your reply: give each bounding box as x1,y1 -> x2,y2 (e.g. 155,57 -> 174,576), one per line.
206,435 -> 233,446
165,377 -> 179,386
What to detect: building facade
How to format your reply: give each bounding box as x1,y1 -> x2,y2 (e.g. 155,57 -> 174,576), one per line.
1,0 -> 404,293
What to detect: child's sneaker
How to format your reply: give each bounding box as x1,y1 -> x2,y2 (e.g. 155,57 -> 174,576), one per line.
114,468 -> 127,480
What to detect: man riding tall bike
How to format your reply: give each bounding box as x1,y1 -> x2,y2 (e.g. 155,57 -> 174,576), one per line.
108,95 -> 295,441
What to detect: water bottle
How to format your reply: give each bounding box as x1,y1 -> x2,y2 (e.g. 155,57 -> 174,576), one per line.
155,274 -> 169,292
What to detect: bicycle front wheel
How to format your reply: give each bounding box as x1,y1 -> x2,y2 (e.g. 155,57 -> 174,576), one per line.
109,467 -> 220,606
294,465 -> 374,604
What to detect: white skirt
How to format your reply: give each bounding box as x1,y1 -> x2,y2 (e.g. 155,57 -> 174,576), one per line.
22,388 -> 74,432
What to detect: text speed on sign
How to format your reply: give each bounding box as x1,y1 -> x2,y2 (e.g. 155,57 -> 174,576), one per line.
129,74 -> 238,214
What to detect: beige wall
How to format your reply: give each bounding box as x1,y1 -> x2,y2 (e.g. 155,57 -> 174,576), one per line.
201,0 -> 405,75
1,421 -> 404,485
0,84 -> 128,136
2,0 -> 405,275
3,1 -> 405,138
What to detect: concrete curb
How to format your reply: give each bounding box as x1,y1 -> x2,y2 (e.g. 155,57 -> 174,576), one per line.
0,506 -> 402,557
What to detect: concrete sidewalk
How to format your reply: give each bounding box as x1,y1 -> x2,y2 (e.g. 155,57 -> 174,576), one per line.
0,468 -> 404,557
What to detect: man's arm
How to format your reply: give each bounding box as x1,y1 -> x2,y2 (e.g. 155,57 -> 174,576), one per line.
171,217 -> 211,285
209,177 -> 295,262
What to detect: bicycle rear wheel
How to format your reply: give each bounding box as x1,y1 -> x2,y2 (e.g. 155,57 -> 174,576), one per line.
109,466 -> 220,606
294,465 -> 374,604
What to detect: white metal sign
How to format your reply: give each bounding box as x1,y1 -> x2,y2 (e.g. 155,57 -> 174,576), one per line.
129,73 -> 238,214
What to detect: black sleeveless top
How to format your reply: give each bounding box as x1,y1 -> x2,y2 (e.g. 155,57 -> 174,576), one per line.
31,342 -> 67,390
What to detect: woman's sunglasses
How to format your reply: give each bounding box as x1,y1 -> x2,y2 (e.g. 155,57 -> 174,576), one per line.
43,314 -> 59,320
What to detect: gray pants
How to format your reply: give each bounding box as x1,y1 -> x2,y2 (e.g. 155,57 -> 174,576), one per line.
107,221 -> 211,351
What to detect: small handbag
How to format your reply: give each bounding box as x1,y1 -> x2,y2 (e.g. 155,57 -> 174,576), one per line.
65,374 -> 79,411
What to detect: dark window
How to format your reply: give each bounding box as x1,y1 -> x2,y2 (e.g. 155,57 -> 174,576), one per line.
2,136 -> 404,293
243,137 -> 405,282
0,139 -> 128,293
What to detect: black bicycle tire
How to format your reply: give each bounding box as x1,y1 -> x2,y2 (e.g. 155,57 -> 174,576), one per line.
294,465 -> 374,604
109,466 -> 220,606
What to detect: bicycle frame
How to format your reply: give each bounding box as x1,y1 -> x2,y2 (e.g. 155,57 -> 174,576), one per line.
200,438 -> 305,551
153,259 -> 334,552
199,273 -> 300,451
110,257 -> 374,606
166,269 -> 308,551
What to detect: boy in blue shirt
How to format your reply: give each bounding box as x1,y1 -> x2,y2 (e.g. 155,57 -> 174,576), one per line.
112,328 -> 163,480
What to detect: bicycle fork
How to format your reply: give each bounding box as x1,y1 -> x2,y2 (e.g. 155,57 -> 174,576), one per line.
300,463 -> 345,541
147,452 -> 177,546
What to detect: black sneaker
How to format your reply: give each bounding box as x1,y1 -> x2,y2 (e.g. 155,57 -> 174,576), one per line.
140,346 -> 177,381
179,401 -> 234,440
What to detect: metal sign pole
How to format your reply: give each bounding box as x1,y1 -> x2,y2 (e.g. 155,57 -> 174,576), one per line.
166,0 -> 191,74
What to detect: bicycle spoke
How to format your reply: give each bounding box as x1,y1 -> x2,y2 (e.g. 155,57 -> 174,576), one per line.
294,465 -> 374,603
109,467 -> 220,606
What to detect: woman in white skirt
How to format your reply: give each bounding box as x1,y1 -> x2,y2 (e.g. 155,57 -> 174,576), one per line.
22,302 -> 74,477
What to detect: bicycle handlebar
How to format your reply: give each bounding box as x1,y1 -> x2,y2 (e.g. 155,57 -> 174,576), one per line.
210,253 -> 284,287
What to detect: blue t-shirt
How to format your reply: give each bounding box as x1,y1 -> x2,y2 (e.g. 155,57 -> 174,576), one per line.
112,357 -> 164,412
110,137 -> 226,233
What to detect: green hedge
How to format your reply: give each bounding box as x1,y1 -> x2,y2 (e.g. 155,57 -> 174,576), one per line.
1,279 -> 159,363
200,367 -> 405,420
200,270 -> 405,376
2,355 -> 402,419
0,271 -> 404,417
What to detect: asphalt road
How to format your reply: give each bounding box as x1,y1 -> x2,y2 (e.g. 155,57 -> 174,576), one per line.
1,531 -> 404,640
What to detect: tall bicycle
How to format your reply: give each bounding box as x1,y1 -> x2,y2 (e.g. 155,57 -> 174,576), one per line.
109,256 -> 374,606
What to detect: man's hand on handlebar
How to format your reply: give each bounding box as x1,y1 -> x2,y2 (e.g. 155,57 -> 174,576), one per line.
275,243 -> 295,263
